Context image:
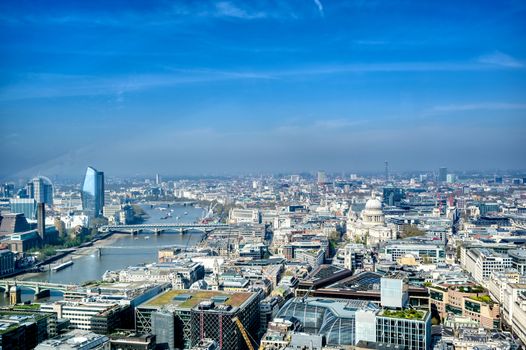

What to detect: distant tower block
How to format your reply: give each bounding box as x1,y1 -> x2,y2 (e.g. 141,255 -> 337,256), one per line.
37,202 -> 45,241
384,161 -> 389,181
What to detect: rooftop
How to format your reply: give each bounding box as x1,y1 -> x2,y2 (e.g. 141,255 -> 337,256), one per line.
141,289 -> 254,309
379,308 -> 426,320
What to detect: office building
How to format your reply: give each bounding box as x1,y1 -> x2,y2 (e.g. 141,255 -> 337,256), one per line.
446,173 -> 456,183
26,176 -> 53,205
317,171 -> 326,184
376,308 -> 431,350
462,248 -> 512,283
0,249 -> 15,276
381,274 -> 408,308
382,187 -> 405,206
40,300 -> 130,334
428,283 -> 501,329
81,166 -> 105,218
35,329 -> 109,350
0,310 -> 57,350
508,249 -> 526,275
438,167 -> 448,182
381,241 -> 446,263
136,289 -> 259,350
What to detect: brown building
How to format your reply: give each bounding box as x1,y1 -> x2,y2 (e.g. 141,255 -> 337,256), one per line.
0,213 -> 32,236
428,283 -> 500,329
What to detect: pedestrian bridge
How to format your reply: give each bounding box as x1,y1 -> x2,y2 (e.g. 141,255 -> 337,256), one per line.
99,223 -> 229,234
0,280 -> 79,298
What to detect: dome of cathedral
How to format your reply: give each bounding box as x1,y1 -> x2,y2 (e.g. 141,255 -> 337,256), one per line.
365,198 -> 382,211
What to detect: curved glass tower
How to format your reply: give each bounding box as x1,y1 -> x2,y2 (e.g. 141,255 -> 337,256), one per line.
81,166 -> 104,218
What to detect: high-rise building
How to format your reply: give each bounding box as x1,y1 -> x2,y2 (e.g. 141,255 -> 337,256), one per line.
382,187 -> 405,206
438,167 -> 447,182
156,173 -> 161,185
317,171 -> 326,184
446,173 -> 456,183
26,177 -> 53,205
81,166 -> 105,218
384,161 -> 389,181
37,203 -> 45,240
1,183 -> 15,198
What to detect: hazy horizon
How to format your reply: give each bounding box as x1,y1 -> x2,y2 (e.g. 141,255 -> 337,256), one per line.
1,0 -> 525,177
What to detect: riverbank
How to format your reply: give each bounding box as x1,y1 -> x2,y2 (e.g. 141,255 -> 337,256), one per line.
17,233 -> 125,281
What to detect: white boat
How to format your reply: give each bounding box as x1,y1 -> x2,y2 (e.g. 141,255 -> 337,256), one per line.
52,260 -> 74,272
144,236 -> 150,240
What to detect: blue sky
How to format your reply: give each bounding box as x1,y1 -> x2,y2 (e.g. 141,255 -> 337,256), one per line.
1,0 -> 525,177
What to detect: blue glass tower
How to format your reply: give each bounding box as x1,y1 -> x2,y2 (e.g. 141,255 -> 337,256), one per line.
81,166 -> 104,218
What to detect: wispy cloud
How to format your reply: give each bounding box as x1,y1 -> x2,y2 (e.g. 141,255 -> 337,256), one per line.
478,51 -> 523,68
313,0 -> 324,17
213,1 -> 267,19
425,102 -> 526,116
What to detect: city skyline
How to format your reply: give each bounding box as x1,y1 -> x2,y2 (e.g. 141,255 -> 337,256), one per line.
1,0 -> 525,177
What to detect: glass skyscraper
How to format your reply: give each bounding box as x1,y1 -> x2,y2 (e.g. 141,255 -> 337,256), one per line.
81,166 -> 104,218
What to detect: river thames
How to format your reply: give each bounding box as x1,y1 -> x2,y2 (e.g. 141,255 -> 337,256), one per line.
0,203 -> 205,305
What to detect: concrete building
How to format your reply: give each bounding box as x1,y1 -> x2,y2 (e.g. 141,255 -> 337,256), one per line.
40,300 -> 130,334
376,308 -> 432,350
136,289 -> 259,350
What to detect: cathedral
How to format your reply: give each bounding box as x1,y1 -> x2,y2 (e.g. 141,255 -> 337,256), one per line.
346,196 -> 396,245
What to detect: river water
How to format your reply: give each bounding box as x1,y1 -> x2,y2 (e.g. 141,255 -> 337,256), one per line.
1,203 -> 205,305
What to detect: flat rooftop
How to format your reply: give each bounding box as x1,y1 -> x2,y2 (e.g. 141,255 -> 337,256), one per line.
141,289 -> 254,309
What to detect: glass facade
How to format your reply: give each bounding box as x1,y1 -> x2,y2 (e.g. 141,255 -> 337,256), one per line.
81,166 -> 104,218
277,298 -> 378,346
376,313 -> 431,350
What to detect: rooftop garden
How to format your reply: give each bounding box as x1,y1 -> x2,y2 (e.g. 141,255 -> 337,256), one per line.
468,294 -> 494,304
12,304 -> 41,310
455,285 -> 485,294
381,308 -> 425,320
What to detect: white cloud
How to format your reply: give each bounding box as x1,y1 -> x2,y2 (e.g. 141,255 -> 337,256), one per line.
478,51 -> 523,68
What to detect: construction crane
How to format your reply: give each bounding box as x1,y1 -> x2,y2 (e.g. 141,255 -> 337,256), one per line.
232,317 -> 255,350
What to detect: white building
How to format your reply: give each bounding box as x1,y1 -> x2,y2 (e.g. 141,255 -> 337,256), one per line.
463,248 -> 512,284
229,208 -> 261,224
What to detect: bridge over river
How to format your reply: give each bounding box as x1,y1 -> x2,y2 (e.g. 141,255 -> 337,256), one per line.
0,280 -> 79,299
99,222 -> 229,234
